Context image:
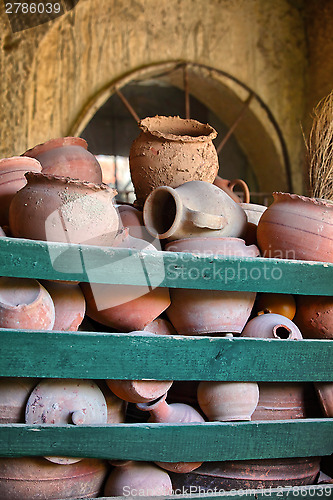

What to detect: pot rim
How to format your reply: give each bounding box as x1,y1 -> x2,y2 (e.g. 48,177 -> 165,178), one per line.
0,156 -> 42,172
273,191 -> 333,208
0,278 -> 45,312
143,186 -> 184,239
139,115 -> 218,142
22,136 -> 88,158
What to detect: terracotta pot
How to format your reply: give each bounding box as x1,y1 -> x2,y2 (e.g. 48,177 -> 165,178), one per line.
23,137 -> 102,183
106,379 -> 173,404
0,377 -> 39,423
9,172 -> 119,246
0,457 -> 108,500
143,318 -> 177,335
294,295 -> 333,339
214,176 -> 250,203
314,382 -> 333,417
165,238 -> 259,335
118,205 -> 152,241
197,381 -> 259,421
241,312 -> 302,339
239,202 -> 267,246
257,192 -> 333,262
0,156 -> 42,227
143,181 -> 247,241
129,115 -> 219,206
41,280 -> 86,331
255,293 -> 296,320
96,381 -> 127,424
104,461 -> 172,496
0,277 -> 55,330
25,379 -> 107,464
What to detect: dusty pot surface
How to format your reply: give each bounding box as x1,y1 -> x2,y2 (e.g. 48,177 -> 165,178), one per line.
106,379 -> 173,403
255,293 -> 296,320
23,136 -> 102,183
314,382 -> 333,417
257,192 -> 333,262
129,116 -> 219,206
143,180 -> 247,241
41,280 -> 86,331
241,312 -> 302,339
214,176 -> 250,203
9,172 -> 119,246
0,377 -> 39,424
294,295 -> 333,339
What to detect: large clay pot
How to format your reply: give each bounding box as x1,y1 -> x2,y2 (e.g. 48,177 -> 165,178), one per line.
106,379 -> 173,404
255,293 -> 296,320
41,280 -> 86,331
257,192 -> 333,262
214,176 -> 250,203
0,277 -> 55,330
143,181 -> 247,241
197,381 -> 259,421
23,137 -> 102,183
129,115 -> 219,206
165,238 -> 259,335
239,202 -> 267,246
0,156 -> 42,226
314,382 -> 333,417
241,312 -> 302,339
9,172 -> 119,246
0,377 -> 39,423
294,295 -> 333,339
0,457 -> 108,500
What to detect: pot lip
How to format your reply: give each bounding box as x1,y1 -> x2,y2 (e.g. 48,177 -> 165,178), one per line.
165,237 -> 260,257
139,115 -> 218,142
0,277 -> 43,311
143,186 -> 183,239
239,202 -> 267,212
273,192 -> 333,207
0,156 -> 42,172
22,137 -> 88,158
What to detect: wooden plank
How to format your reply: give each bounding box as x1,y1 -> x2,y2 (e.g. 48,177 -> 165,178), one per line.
0,236 -> 332,294
0,331 -> 332,381
0,420 -> 332,461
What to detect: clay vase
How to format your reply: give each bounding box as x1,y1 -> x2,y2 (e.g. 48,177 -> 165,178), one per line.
294,295 -> 333,339
104,461 -> 173,497
257,192 -> 333,262
214,176 -> 250,203
197,381 -> 259,421
255,293 -> 296,320
143,318 -> 177,335
0,277 -> 55,330
0,377 -> 39,423
240,202 -> 267,246
314,382 -> 333,417
106,379 -> 173,404
143,180 -> 247,241
25,379 -> 107,464
0,457 -> 108,500
165,238 -> 259,335
129,115 -> 219,206
241,313 -> 302,339
23,136 -> 102,183
41,280 -> 86,331
137,394 -> 205,473
0,156 -> 42,226
9,172 -> 119,246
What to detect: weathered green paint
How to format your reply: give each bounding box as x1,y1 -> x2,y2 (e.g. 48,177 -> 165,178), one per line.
0,331 -> 332,381
0,236 -> 332,294
0,420 -> 331,461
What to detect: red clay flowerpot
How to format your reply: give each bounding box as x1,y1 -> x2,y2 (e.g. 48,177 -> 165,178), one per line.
0,377 -> 39,423
23,137 -> 102,183
41,280 -> 86,331
241,312 -> 302,339
294,295 -> 333,339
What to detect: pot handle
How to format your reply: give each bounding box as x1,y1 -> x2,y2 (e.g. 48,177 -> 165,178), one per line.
229,179 -> 251,204
187,209 -> 227,229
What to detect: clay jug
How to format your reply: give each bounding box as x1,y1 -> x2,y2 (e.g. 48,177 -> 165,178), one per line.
143,181 -> 247,241
165,238 -> 259,335
9,172 -> 119,246
294,295 -> 333,339
129,115 -> 219,206
23,136 -> 102,183
257,192 -> 333,262
41,280 -> 86,331
314,382 -> 333,417
214,176 -> 250,203
255,293 -> 296,320
0,377 -> 39,423
106,378 -> 173,404
0,277 -> 55,330
0,156 -> 42,226
240,202 -> 267,246
241,313 -> 302,339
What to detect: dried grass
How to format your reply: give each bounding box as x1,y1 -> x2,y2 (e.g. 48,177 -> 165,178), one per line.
307,90 -> 333,200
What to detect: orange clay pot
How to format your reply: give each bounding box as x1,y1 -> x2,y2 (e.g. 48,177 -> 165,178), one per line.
214,176 -> 250,203
96,381 -> 127,424
241,313 -> 302,339
294,295 -> 333,339
255,293 -> 296,320
106,379 -> 173,404
0,377 -> 39,423
41,280 -> 86,331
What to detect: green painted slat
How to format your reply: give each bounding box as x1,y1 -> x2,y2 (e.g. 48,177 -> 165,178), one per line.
0,236 -> 332,294
0,331 -> 332,381
0,420 -> 331,461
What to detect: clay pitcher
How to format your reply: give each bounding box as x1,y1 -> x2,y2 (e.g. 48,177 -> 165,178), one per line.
214,176 -> 250,203
143,180 -> 247,241
129,115 -> 219,206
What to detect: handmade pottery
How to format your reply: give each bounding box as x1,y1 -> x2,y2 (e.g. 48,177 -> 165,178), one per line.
239,202 -> 267,246
314,383 -> 333,417
23,136 -> 102,183
143,318 -> 177,335
118,204 -> 152,241
143,180 -> 247,241
294,295 -> 333,339
129,115 -> 219,206
41,280 -> 86,331
214,176 -> 250,203
241,313 -> 302,339
255,293 -> 296,320
257,192 -> 333,262
0,377 -> 39,423
0,277 -> 55,330
9,172 -> 119,246
197,381 -> 259,421
0,156 -> 42,226
106,379 -> 173,404
96,381 -> 127,424
165,238 -> 259,335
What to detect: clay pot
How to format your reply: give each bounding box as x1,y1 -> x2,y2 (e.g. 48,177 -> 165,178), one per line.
0,156 -> 42,226
257,192 -> 333,262
23,136 -> 102,183
96,381 -> 127,424
197,381 -> 259,421
106,379 -> 173,404
241,313 -> 302,339
0,377 -> 39,423
143,180 -> 247,241
0,457 -> 108,500
240,202 -> 267,246
118,205 -> 152,241
41,280 -> 86,331
255,293 -> 296,320
0,277 -> 55,330
165,238 -> 259,335
9,172 -> 119,246
25,379 -> 107,464
294,295 -> 333,339
314,383 -> 333,417
143,318 -> 177,335
214,176 -> 250,203
104,461 -> 172,496
129,115 -> 219,206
